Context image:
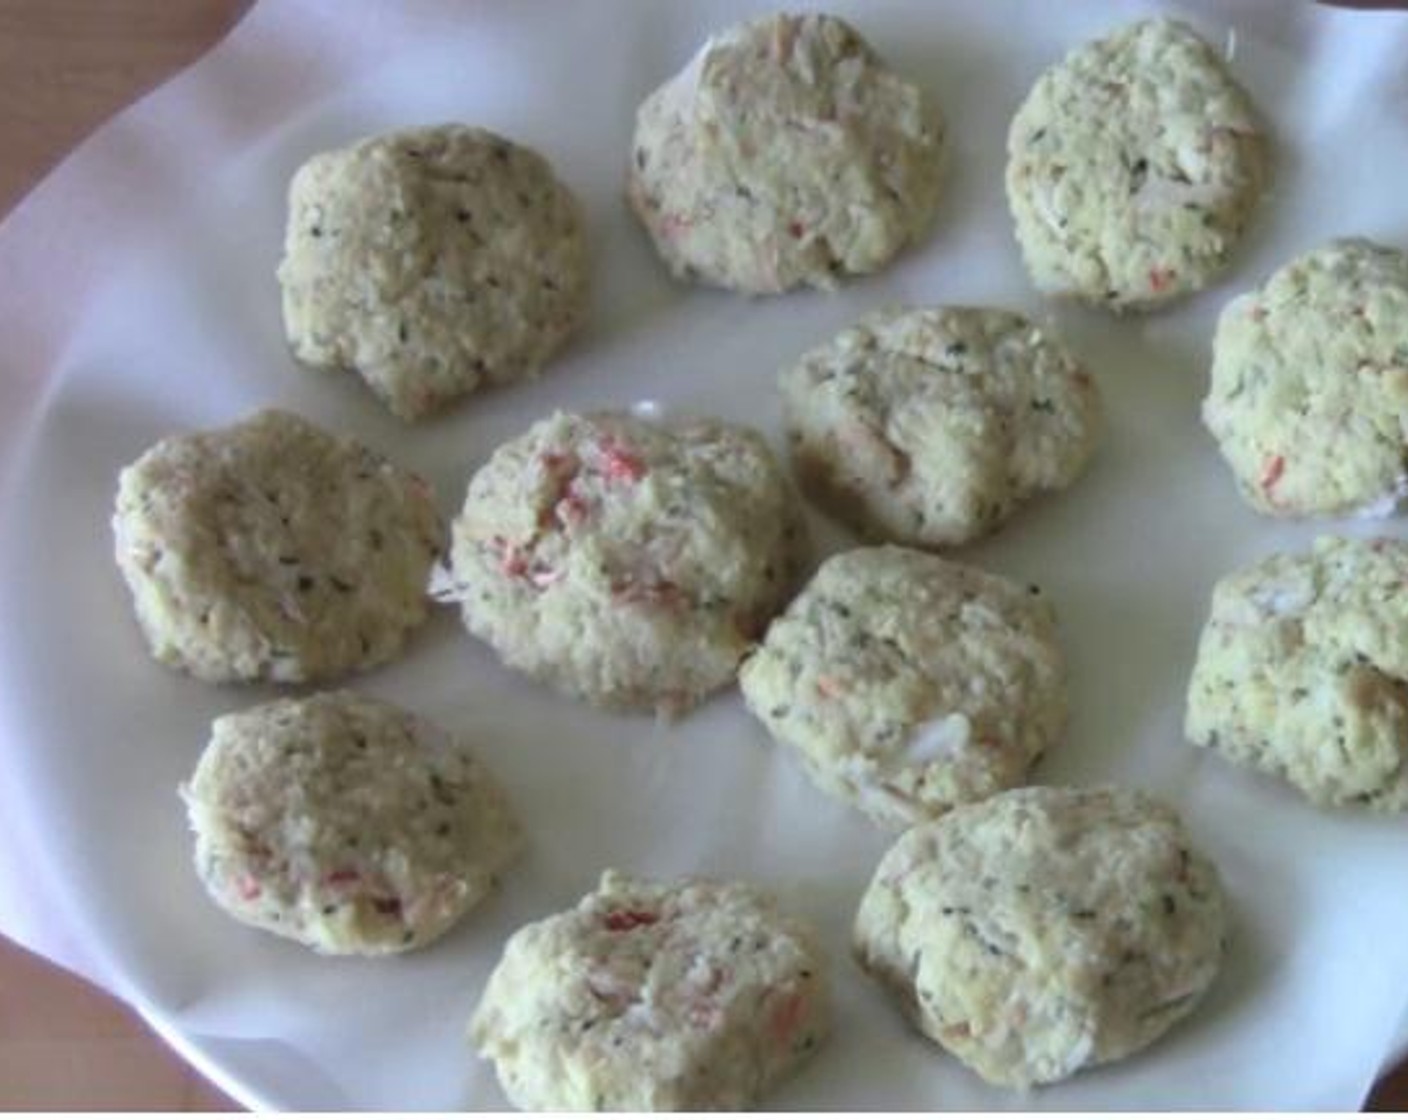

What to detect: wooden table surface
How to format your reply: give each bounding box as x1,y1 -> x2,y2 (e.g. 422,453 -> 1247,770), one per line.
0,0 -> 1405,1110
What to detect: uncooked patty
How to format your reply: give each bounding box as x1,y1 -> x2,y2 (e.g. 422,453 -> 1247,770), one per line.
1203,238 -> 1408,517
450,411 -> 806,717
1186,535 -> 1408,810
470,869 -> 828,1110
112,408 -> 444,683
739,546 -> 1067,828
1006,18 -> 1269,311
854,785 -> 1227,1087
780,306 -> 1101,547
628,12 -> 945,294
279,125 -> 587,420
183,690 -> 522,955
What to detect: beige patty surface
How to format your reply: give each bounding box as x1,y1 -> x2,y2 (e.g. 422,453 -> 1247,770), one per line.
1203,238 -> 1408,517
471,869 -> 827,1110
1186,535 -> 1408,810
112,408 -> 444,683
184,690 -> 522,955
855,786 -> 1227,1088
279,125 -> 587,420
628,11 -> 945,294
1006,18 -> 1268,311
781,306 -> 1101,547
451,410 -> 806,717
740,546 -> 1067,829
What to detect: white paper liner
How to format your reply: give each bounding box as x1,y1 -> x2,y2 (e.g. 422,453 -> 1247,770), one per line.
2,0 -> 1408,1109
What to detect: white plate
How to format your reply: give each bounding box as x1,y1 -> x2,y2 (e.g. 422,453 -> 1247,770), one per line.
3,0 -> 1408,1109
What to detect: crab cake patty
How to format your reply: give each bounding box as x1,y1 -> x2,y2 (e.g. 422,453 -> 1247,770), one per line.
279,125 -> 587,420
1006,18 -> 1269,311
854,786 -> 1227,1088
739,546 -> 1067,829
470,870 -> 828,1110
450,411 -> 805,716
112,409 -> 444,683
1203,239 -> 1408,517
781,306 -> 1101,547
183,690 -> 522,955
628,12 -> 945,294
1186,536 -> 1408,809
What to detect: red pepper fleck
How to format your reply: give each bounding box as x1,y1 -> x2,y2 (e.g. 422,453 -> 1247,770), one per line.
501,551 -> 529,578
235,873 -> 262,902
324,868 -> 361,887
1260,454 -> 1286,493
599,439 -> 647,484
557,489 -> 591,525
787,220 -> 806,239
814,674 -> 843,700
768,989 -> 808,1045
489,536 -> 530,578
659,213 -> 692,240
1148,266 -> 1177,293
603,909 -> 659,932
490,536 -> 562,588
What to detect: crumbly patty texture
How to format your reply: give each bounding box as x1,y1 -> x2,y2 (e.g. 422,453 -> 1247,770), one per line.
1006,18 -> 1268,311
112,409 -> 444,683
854,786 -> 1226,1088
627,12 -> 945,294
278,125 -> 587,420
450,411 -> 806,716
780,307 -> 1101,547
1203,239 -> 1408,517
183,691 -> 522,955
739,546 -> 1066,829
1186,536 -> 1408,809
470,870 -> 828,1110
